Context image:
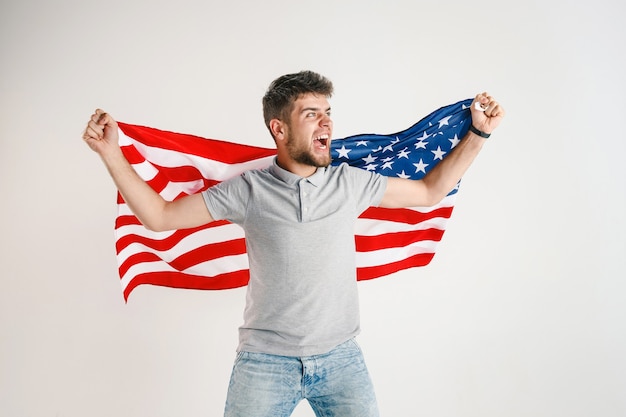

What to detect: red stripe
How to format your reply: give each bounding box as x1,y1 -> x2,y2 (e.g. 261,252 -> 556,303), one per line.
145,172 -> 169,194
118,252 -> 163,278
355,228 -> 445,251
118,122 -> 276,164
115,214 -> 142,228
121,144 -> 146,164
152,164 -> 209,184
356,252 -> 435,281
123,270 -> 250,301
360,206 -> 454,224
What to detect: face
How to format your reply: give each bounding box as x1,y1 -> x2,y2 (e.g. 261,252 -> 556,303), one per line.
282,93 -> 333,168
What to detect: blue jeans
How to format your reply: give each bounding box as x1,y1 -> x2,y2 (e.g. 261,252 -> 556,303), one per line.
223,339 -> 379,417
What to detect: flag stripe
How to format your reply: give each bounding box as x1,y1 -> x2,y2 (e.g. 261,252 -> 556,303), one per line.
122,269 -> 250,300
356,253 -> 435,281
118,122 -> 277,163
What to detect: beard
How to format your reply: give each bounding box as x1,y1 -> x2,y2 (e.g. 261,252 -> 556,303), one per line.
285,135 -> 332,168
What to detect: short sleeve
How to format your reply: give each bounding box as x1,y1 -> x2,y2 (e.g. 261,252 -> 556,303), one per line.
201,173 -> 251,224
340,164 -> 388,213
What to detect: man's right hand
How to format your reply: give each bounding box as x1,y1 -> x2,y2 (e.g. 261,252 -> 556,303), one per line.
82,109 -> 120,156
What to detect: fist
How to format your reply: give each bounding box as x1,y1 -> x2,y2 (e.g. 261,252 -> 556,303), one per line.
82,109 -> 120,154
470,92 -> 505,134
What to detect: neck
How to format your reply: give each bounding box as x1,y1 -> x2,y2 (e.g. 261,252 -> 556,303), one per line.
276,154 -> 318,178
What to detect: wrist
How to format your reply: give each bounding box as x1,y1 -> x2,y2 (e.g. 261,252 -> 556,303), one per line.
99,144 -> 126,165
468,124 -> 491,138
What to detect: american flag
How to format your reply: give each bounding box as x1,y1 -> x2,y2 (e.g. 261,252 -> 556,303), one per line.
115,98 -> 473,300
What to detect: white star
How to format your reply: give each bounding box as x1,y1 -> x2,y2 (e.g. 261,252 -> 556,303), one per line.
418,131 -> 430,141
449,134 -> 460,148
362,153 -> 377,164
336,145 -> 351,159
365,163 -> 378,171
396,170 -> 411,179
356,140 -> 368,147
382,160 -> 394,170
415,140 -> 428,150
413,158 -> 429,173
438,116 -> 452,128
383,137 -> 400,153
382,156 -> 394,163
397,147 -> 410,159
431,146 -> 446,160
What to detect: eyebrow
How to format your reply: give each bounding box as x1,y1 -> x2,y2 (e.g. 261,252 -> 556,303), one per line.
299,106 -> 332,114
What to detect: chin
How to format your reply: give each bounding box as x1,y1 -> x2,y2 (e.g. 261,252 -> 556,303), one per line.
316,155 -> 332,168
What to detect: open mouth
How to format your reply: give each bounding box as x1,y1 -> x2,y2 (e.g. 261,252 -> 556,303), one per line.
313,134 -> 329,149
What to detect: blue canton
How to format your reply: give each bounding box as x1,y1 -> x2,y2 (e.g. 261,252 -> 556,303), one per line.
331,98 -> 473,197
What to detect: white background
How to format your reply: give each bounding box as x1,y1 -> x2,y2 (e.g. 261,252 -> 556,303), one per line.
1,0 -> 625,416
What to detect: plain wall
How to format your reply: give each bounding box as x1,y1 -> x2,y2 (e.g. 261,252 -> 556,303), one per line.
1,0 -> 625,416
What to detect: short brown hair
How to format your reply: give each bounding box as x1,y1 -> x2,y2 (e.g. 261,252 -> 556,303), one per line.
262,71 -> 334,134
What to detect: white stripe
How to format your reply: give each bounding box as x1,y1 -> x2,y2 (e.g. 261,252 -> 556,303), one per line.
159,179 -> 206,200
355,240 -> 439,268
355,216 -> 449,235
184,254 -> 250,275
130,160 -> 159,181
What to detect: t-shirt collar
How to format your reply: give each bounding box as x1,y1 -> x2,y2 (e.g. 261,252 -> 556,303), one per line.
269,157 -> 327,187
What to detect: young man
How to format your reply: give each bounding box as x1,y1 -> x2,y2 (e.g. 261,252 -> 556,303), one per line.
83,71 -> 504,417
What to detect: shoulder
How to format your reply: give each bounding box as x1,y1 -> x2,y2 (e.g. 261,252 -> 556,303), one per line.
223,166 -> 273,184
329,162 -> 382,180
326,163 -> 387,191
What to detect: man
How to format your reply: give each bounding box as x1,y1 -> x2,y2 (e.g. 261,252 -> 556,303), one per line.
83,70 -> 504,417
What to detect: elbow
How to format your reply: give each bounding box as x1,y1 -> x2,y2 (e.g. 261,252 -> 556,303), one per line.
137,211 -> 172,232
136,202 -> 176,232
140,218 -> 167,232
422,193 -> 445,208
143,222 -> 167,233
421,186 -> 451,207
421,178 -> 456,207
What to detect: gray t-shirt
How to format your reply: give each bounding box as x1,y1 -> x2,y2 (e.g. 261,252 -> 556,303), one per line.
202,159 -> 387,356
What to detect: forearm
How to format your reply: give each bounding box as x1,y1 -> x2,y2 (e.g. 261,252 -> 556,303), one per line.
421,130 -> 486,202
100,147 -> 168,231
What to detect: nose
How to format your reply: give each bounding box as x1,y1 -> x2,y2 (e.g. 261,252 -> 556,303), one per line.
320,113 -> 332,128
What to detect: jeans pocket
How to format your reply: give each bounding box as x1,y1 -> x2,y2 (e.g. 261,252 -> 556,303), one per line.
348,338 -> 362,353
233,350 -> 246,366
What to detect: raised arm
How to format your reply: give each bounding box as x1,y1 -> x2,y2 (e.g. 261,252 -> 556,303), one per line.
380,92 -> 505,208
82,109 -> 214,231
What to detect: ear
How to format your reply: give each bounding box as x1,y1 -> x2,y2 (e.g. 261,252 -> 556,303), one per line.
269,119 -> 286,141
